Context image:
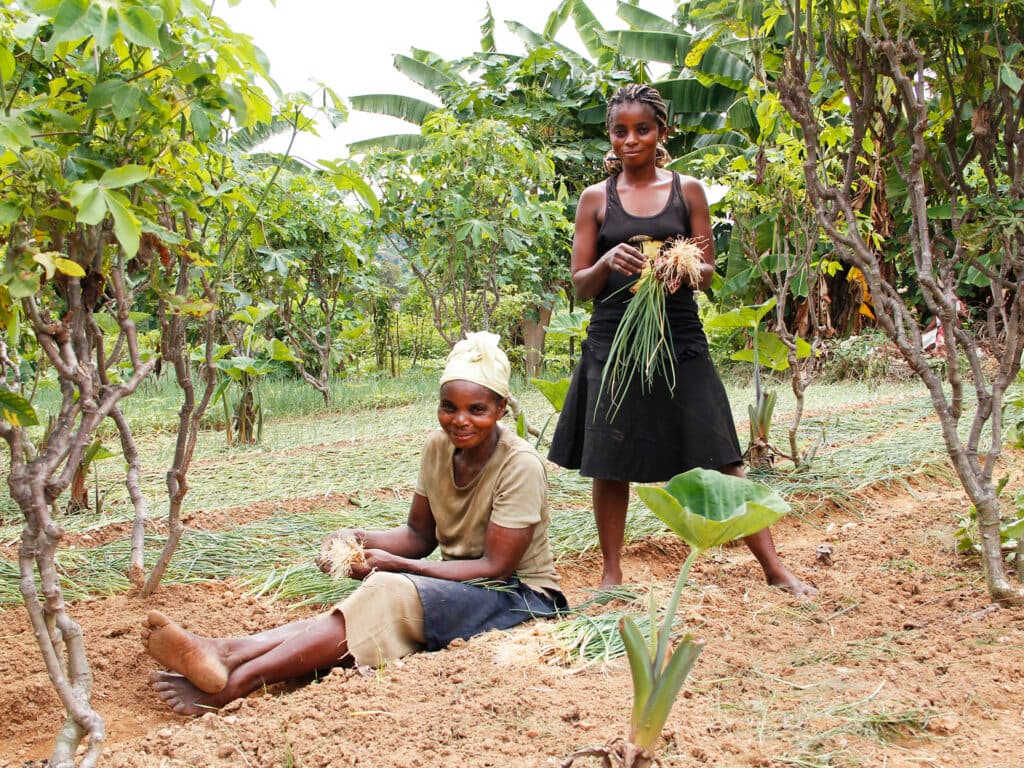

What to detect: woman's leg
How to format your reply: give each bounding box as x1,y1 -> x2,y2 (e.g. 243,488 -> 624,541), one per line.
593,478 -> 630,588
719,463 -> 818,596
144,610 -> 351,715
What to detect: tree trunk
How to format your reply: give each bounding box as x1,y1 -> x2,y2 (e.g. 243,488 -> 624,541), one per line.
522,305 -> 551,378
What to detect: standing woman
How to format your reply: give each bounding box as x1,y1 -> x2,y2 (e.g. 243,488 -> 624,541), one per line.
548,84 -> 815,595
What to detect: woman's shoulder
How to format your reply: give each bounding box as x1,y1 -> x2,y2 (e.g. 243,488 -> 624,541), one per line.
497,428 -> 545,469
421,427 -> 450,456
579,178 -> 610,204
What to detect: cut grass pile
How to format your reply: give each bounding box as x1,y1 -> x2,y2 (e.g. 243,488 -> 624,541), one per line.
0,505 -> 409,606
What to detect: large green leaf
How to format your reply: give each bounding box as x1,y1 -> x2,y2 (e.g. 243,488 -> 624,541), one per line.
117,4 -> 161,49
615,2 -> 677,33
0,389 -> 39,427
636,467 -> 789,551
391,54 -> 458,94
529,377 -> 570,412
730,331 -> 812,371
705,297 -> 776,331
68,181 -> 106,225
614,30 -> 687,66
570,0 -> 613,60
657,78 -> 741,118
545,308 -> 590,339
349,94 -> 438,126
268,338 -> 299,363
697,46 -> 754,90
100,164 -> 149,189
347,133 -> 425,154
103,189 -> 140,258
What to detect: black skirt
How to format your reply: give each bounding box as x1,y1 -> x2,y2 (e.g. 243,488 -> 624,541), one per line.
407,575 -> 568,651
547,338 -> 743,483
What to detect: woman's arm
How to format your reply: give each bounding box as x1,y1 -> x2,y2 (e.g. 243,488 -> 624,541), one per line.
680,175 -> 716,292
571,183 -> 645,301
357,520 -> 535,583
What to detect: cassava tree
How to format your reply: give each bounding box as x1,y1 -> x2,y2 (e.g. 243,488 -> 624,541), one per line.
777,0 -> 1024,601
367,113 -> 570,347
0,1 -> 324,762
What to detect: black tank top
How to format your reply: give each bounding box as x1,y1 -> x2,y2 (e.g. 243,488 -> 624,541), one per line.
587,173 -> 708,358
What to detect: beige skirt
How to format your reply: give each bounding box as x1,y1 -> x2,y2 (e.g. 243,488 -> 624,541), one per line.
333,571 -> 425,668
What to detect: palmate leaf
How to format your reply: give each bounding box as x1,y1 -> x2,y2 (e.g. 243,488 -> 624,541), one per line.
704,296 -> 777,331
636,467 -> 789,551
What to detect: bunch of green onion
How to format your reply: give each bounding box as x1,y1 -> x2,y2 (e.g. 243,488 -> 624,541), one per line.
597,236 -> 703,421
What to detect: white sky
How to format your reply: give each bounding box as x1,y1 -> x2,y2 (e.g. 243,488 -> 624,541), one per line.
217,0 -> 679,163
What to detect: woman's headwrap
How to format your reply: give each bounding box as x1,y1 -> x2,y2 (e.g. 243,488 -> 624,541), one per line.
439,332 -> 511,400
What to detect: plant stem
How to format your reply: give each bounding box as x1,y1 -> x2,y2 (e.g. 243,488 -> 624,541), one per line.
653,546 -> 701,673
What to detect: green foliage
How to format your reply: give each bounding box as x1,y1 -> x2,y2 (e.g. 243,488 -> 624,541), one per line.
616,468 -> 788,756
954,476 -> 1024,559
1003,370 -> 1024,449
636,467 -> 790,551
818,331 -> 902,384
368,113 -> 571,343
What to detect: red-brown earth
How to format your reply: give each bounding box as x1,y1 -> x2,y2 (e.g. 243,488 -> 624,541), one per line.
2,449 -> 1023,767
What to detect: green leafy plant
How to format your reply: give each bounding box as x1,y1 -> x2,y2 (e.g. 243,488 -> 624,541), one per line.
211,301 -> 299,445
954,477 -> 1024,573
1002,370 -> 1024,449
527,377 -> 571,446
563,468 -> 789,767
66,438 -> 118,514
706,298 -> 811,467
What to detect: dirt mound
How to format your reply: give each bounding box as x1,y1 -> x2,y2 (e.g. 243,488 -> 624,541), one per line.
2,480 -> 1023,767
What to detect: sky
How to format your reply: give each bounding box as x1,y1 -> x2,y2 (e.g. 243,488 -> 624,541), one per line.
217,0 -> 679,163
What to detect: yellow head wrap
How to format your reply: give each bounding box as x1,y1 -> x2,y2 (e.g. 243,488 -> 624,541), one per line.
439,332 -> 511,400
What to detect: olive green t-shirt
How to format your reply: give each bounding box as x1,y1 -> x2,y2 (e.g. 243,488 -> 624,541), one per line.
415,427 -> 561,594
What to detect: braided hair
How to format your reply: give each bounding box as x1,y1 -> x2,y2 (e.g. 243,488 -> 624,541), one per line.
603,83 -> 672,175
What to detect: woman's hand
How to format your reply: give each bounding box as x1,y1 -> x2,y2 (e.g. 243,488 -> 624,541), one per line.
602,243 -> 646,276
348,548 -> 406,580
315,529 -> 364,574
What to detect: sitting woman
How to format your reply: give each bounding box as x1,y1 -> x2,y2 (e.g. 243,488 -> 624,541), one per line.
143,332 -> 568,715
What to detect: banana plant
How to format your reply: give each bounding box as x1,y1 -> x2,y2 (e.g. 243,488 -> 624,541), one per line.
563,468 -> 789,768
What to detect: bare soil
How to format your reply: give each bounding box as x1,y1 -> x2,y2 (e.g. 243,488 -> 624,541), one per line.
2,464 -> 1023,767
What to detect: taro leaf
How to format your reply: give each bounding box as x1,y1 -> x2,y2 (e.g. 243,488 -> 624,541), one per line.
704,296 -> 777,331
731,332 -> 812,371
636,467 -> 789,551
529,377 -> 570,412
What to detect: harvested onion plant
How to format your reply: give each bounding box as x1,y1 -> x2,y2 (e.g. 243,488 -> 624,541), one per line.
597,236 -> 704,421
325,536 -> 366,579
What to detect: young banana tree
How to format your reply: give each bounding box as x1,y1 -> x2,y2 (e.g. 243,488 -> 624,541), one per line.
562,468 -> 789,768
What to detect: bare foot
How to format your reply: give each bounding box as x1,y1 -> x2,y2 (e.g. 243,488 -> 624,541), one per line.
149,671 -> 232,716
768,567 -> 818,597
142,610 -> 229,694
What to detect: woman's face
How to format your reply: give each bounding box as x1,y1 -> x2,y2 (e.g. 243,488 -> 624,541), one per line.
438,380 -> 506,452
608,101 -> 665,169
